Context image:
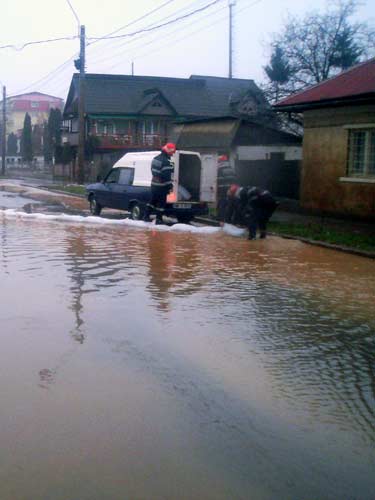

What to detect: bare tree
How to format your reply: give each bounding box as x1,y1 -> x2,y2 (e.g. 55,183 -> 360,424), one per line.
263,0 -> 375,101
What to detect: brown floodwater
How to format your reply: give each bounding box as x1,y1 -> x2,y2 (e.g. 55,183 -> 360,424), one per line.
0,203 -> 374,500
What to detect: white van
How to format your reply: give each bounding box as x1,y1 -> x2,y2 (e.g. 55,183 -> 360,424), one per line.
86,150 -> 217,222
113,150 -> 217,202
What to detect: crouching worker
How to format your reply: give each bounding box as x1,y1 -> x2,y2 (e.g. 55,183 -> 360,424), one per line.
224,184 -> 248,226
143,142 -> 176,224
244,187 -> 278,240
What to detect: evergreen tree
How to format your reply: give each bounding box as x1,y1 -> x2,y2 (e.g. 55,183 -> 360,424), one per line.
45,108 -> 63,163
7,132 -> 18,155
264,46 -> 291,102
53,108 -> 62,147
21,113 -> 33,163
32,124 -> 43,156
265,46 -> 291,84
60,144 -> 74,165
330,24 -> 363,69
43,121 -> 53,164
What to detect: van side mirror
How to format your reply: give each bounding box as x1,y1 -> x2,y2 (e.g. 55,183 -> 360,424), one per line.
96,174 -> 103,182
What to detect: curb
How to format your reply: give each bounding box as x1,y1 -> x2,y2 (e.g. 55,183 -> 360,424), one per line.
270,232 -> 375,259
38,186 -> 87,199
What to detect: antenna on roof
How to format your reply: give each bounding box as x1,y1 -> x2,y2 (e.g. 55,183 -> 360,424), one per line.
132,61 -> 134,76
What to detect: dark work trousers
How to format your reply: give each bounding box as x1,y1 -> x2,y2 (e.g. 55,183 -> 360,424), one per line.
246,204 -> 277,239
225,197 -> 247,226
144,185 -> 170,222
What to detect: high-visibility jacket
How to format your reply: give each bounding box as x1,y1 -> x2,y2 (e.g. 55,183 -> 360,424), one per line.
151,151 -> 174,190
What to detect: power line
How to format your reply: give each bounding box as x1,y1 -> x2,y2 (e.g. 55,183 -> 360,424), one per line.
4,0 -> 182,93
86,0 -> 206,61
41,0 -> 262,92
9,54 -> 76,96
0,0 -> 220,52
0,35 -> 78,51
88,0 -> 178,47
90,0 -> 222,67
102,0 -> 261,73
94,1 -> 228,70
2,1 -> 199,97
132,0 -> 262,63
65,0 -> 81,33
87,0 -> 223,42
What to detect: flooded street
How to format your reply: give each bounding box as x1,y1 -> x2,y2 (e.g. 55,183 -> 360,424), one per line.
0,184 -> 374,500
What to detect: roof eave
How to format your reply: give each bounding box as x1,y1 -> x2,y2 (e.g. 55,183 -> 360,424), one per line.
273,93 -> 375,113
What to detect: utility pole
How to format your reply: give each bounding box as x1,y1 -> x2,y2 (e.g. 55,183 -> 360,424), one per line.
1,86 -> 6,176
229,0 -> 235,78
77,25 -> 86,184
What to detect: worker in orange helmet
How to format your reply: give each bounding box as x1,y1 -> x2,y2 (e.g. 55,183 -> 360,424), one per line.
143,143 -> 176,224
225,184 -> 278,239
224,183 -> 245,226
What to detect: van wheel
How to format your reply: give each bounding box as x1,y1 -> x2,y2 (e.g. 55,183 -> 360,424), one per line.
89,196 -> 102,216
130,203 -> 144,220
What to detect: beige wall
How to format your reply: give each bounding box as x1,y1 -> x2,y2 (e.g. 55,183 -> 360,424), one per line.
7,110 -> 50,135
301,105 -> 375,218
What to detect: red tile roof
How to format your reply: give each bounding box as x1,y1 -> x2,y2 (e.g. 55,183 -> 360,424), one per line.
274,58 -> 375,109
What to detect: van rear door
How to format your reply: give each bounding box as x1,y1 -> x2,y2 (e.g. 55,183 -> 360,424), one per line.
200,154 -> 217,203
175,151 -> 202,202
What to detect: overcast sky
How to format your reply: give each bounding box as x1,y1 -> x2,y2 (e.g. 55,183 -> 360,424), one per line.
0,0 -> 373,100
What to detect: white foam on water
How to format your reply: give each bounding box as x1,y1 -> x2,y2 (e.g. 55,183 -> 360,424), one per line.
1,209 -> 222,235
222,223 -> 247,237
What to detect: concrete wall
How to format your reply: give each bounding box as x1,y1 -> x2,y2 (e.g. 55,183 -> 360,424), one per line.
235,159 -> 300,199
301,105 -> 375,219
237,145 -> 302,161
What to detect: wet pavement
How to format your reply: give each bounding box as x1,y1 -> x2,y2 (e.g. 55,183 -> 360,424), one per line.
0,182 -> 374,500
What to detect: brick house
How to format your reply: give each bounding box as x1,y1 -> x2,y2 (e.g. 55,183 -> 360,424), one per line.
274,58 -> 375,219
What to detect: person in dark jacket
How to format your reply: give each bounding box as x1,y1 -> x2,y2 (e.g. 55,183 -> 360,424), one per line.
244,187 -> 278,239
216,156 -> 237,221
143,142 -> 176,224
225,184 -> 278,240
224,184 -> 248,226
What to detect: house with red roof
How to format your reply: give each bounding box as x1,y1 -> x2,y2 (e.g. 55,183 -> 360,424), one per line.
274,58 -> 375,219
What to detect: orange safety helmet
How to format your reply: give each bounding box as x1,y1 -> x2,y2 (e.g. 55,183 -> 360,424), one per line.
162,142 -> 176,155
228,184 -> 239,197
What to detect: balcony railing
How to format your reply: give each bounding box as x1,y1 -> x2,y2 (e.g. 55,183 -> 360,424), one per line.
60,132 -> 168,150
93,133 -> 167,150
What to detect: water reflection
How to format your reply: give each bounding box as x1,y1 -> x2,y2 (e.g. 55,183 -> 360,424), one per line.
65,228 -> 91,343
145,230 -> 203,312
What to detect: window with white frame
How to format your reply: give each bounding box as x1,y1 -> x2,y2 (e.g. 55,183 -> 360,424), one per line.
106,122 -> 114,135
347,129 -> 375,177
96,121 -> 105,134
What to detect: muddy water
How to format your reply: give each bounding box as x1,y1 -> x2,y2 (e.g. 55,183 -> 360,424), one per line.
0,211 -> 374,500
